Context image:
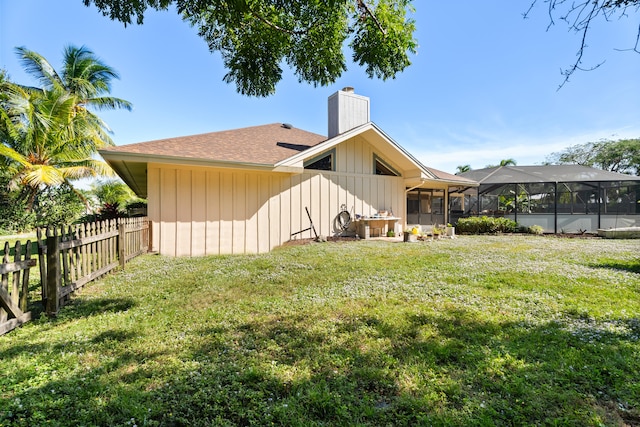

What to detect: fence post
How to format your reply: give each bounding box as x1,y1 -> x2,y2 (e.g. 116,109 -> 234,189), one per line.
36,228 -> 47,303
46,231 -> 61,316
18,241 -> 32,313
118,223 -> 126,270
147,220 -> 152,253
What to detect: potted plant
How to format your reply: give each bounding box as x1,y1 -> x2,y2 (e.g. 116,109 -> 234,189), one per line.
403,226 -> 419,242
445,223 -> 455,238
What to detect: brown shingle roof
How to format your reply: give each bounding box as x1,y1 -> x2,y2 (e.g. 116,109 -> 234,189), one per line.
101,123 -> 327,165
425,166 -> 477,184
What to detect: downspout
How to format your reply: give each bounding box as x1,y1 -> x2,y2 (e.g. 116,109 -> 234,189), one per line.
405,181 -> 425,193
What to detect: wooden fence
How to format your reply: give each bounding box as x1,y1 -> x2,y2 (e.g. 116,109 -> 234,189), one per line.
0,217 -> 150,334
0,241 -> 36,335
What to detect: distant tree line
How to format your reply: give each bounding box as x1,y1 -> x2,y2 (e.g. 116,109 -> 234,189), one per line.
456,138 -> 640,176
546,138 -> 640,176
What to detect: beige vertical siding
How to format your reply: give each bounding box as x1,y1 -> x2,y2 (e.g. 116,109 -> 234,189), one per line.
176,169 -> 192,257
159,168 -> 177,256
191,170 -> 206,256
147,140 -> 407,255
147,167 -> 161,253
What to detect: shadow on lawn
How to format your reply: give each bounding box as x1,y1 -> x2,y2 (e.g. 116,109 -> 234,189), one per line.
60,297 -> 136,318
0,297 -> 136,360
589,259 -> 640,275
2,306 -> 639,426
149,307 -> 639,426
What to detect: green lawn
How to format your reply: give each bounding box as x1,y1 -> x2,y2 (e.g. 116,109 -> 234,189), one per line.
1,236 -> 639,426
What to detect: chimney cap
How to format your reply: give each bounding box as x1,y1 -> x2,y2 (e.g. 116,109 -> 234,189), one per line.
342,86 -> 354,93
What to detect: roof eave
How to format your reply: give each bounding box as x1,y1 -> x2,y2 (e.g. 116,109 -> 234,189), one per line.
99,150 -> 305,198
100,150 -> 303,173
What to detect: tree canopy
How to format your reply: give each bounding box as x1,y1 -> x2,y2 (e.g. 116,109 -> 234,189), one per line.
82,1 -> 640,94
82,0 -> 417,97
547,138 -> 640,175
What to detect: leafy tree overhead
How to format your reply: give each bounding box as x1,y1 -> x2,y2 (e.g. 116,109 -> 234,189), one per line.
84,1 -> 639,95
82,0 -> 418,96
547,138 -> 640,175
0,45 -> 132,212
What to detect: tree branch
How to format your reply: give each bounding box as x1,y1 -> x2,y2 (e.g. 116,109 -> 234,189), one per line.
356,0 -> 387,35
525,0 -> 640,89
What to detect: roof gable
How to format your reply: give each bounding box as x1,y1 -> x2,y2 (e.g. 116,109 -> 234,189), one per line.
278,122 -> 427,172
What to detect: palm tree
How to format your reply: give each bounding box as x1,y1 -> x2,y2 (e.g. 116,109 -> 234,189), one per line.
456,164 -> 471,174
485,159 -> 517,168
499,158 -> 517,166
92,179 -> 140,209
0,45 -> 131,211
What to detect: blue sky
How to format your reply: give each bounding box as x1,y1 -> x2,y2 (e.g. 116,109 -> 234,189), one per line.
1,0 -> 639,174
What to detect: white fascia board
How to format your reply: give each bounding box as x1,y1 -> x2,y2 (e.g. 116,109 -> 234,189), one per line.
99,151 -> 301,173
369,124 -> 438,180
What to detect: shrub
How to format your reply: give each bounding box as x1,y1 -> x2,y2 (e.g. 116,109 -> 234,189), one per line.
34,185 -> 86,227
528,225 -> 545,235
456,216 -> 518,234
126,200 -> 147,217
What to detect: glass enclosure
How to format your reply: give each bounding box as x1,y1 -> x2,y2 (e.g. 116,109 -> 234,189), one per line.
456,180 -> 640,232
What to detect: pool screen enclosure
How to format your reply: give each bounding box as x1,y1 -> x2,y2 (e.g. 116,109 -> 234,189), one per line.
455,165 -> 640,233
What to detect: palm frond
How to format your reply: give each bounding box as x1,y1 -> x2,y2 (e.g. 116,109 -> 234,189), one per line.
62,45 -> 122,99
0,143 -> 30,167
85,96 -> 133,112
15,47 -> 64,91
23,164 -> 65,187
60,159 -> 115,180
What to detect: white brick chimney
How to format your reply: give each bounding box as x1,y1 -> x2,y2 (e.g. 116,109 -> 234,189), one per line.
328,87 -> 370,138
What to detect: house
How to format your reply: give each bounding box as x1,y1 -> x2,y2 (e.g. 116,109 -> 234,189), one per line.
456,165 -> 640,233
100,88 -> 476,256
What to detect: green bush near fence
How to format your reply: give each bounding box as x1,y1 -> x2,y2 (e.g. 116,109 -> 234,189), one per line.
455,216 -> 518,234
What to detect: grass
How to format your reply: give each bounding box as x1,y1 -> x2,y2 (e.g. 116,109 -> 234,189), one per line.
0,234 -> 39,259
1,235 -> 639,426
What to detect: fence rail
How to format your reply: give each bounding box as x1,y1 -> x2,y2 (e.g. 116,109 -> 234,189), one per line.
0,217 -> 149,334
0,241 -> 36,335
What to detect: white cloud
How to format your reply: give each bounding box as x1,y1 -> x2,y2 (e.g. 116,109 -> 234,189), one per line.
404,126 -> 640,174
